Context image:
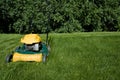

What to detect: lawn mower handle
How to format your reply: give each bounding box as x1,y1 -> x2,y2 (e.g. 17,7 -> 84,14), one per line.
46,0 -> 50,46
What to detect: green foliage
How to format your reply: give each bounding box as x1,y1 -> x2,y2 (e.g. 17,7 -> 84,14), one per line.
0,0 -> 120,33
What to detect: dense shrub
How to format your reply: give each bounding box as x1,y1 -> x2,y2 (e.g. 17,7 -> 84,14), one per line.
0,0 -> 120,33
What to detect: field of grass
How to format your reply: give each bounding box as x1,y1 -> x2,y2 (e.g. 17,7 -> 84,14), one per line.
0,32 -> 120,80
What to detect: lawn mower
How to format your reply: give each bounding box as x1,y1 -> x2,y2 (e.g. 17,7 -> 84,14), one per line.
5,34 -> 50,63
5,0 -> 51,63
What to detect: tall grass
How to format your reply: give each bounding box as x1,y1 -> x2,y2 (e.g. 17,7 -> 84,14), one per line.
0,32 -> 120,80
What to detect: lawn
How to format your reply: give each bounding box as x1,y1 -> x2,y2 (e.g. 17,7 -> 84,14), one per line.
0,32 -> 120,80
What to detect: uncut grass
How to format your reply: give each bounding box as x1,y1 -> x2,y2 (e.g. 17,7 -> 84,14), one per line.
0,33 -> 120,80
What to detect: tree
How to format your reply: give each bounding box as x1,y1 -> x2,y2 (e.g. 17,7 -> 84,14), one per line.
0,0 -> 120,33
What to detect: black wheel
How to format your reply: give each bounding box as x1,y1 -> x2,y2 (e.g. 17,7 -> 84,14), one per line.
5,54 -> 13,63
42,55 -> 47,63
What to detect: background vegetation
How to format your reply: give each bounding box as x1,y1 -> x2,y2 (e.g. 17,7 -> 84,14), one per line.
0,32 -> 120,80
0,0 -> 120,33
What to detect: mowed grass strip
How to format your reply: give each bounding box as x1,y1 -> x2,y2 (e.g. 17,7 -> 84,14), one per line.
0,32 -> 120,80
0,34 -> 23,64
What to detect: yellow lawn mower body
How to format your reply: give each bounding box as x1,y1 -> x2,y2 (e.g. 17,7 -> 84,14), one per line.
6,34 -> 49,63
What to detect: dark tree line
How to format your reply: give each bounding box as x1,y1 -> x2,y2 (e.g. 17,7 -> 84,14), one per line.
0,0 -> 120,33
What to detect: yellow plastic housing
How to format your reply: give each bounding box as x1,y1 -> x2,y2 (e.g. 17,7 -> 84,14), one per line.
12,52 -> 43,62
21,34 -> 41,44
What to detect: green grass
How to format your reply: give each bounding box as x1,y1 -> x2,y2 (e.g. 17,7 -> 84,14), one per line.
0,32 -> 120,80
